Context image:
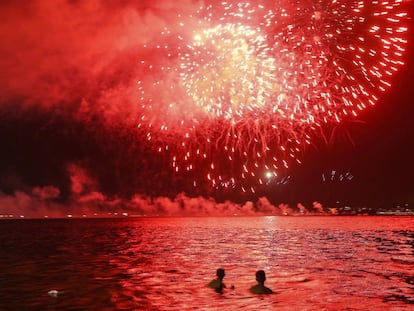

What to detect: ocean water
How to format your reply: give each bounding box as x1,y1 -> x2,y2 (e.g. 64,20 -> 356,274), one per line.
0,216 -> 413,310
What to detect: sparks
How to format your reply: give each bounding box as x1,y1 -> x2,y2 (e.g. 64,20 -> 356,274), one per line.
137,0 -> 409,192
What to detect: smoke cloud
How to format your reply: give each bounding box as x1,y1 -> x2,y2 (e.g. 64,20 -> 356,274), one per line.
0,0 -> 207,145
0,0 -> 199,109
0,0 -> 208,199
0,189 -> 326,218
0,163 -> 330,218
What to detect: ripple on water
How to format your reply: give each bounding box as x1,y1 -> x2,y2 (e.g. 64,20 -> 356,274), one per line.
0,216 -> 413,310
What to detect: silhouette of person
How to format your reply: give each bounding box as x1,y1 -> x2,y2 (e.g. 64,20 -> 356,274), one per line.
207,268 -> 227,293
250,270 -> 274,294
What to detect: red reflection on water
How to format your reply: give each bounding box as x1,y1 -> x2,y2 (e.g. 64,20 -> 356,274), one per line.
0,217 -> 413,310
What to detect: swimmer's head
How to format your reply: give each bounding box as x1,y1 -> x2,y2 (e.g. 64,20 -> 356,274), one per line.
256,270 -> 266,283
216,268 -> 225,280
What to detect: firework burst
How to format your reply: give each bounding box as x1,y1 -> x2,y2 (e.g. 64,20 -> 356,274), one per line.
137,0 -> 409,193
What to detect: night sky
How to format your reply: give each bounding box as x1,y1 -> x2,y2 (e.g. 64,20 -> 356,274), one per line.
0,0 -> 413,217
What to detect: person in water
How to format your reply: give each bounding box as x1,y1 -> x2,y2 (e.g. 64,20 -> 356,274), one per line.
207,268 -> 228,293
250,270 -> 274,294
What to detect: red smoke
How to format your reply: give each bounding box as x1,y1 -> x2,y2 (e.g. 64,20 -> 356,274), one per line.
0,0 -> 205,199
0,0 -> 198,120
0,162 -> 329,218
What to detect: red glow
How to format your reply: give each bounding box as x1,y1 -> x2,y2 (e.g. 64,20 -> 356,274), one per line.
137,0 -> 409,192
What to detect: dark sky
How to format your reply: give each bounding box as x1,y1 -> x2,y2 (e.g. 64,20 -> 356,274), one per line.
0,0 -> 413,215
294,36 -> 414,205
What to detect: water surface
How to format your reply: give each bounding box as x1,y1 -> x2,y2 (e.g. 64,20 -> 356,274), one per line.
0,216 -> 413,310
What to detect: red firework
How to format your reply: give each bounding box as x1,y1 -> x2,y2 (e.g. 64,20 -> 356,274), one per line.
137,0 -> 409,193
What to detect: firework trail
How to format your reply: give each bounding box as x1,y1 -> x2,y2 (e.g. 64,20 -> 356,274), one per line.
137,0 -> 409,193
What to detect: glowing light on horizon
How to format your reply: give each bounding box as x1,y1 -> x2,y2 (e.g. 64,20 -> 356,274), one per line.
137,0 -> 409,192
